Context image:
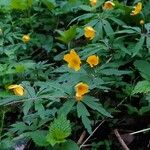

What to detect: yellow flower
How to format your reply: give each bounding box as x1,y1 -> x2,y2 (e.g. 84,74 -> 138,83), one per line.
22,35 -> 30,43
130,2 -> 142,16
63,49 -> 81,71
75,82 -> 89,101
86,55 -> 100,67
84,26 -> 95,40
8,84 -> 24,96
103,1 -> 115,10
90,0 -> 97,7
140,19 -> 144,25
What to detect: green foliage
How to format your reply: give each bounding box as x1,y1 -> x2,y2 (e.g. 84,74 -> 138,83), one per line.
46,115 -> 71,146
52,140 -> 79,150
83,96 -> 112,118
132,80 -> 150,94
77,102 -> 91,133
0,0 -> 150,149
42,0 -> 56,10
57,26 -> 77,44
30,130 -> 49,147
134,60 -> 150,80
11,0 -> 33,10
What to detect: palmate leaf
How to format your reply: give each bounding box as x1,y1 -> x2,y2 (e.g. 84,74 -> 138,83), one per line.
77,102 -> 92,133
83,96 -> 112,118
132,80 -> 150,94
46,115 -> 71,146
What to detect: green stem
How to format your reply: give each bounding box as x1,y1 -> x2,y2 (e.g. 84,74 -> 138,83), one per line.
0,111 -> 5,140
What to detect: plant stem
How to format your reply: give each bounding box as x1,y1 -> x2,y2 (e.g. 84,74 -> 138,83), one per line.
114,129 -> 129,150
130,127 -> 150,135
0,111 -> 5,140
80,119 -> 105,149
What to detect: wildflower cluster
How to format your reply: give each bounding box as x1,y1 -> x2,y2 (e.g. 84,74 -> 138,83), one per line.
1,0 -> 149,149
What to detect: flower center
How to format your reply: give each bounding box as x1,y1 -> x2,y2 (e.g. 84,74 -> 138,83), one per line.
72,59 -> 79,65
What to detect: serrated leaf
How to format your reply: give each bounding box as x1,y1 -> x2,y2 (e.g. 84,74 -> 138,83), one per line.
46,115 -> 71,146
81,115 -> 92,134
30,130 -> 49,147
132,80 -> 150,94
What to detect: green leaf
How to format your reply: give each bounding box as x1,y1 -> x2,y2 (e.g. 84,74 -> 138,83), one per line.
132,36 -> 145,57
79,5 -> 92,11
116,29 -> 136,34
53,140 -> 79,150
30,130 -> 49,147
0,138 -> 14,149
46,115 -> 71,146
35,101 -> 45,119
11,0 -> 32,10
58,99 -> 75,116
83,96 -> 112,118
132,80 -> 150,94
126,105 -> 139,115
139,106 -> 150,115
110,17 -> 126,26
134,60 -> 150,80
81,115 -> 92,134
146,36 -> 150,52
102,20 -> 114,39
23,100 -> 33,116
77,102 -> 90,118
69,13 -> 95,24
99,68 -> 132,76
77,102 -> 92,133
59,140 -> 79,150
57,26 -> 76,44
42,0 -> 56,10
95,21 -> 103,39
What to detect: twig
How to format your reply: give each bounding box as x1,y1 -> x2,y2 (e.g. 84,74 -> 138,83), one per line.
77,131 -> 86,145
80,119 -> 105,149
106,55 -> 113,64
81,144 -> 92,148
129,127 -> 150,135
114,129 -> 130,150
